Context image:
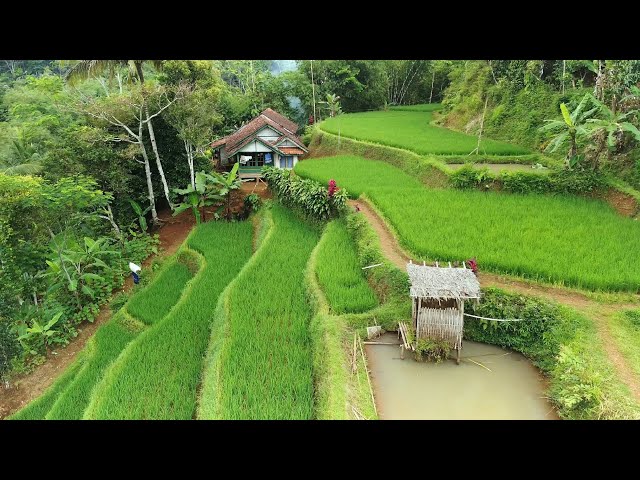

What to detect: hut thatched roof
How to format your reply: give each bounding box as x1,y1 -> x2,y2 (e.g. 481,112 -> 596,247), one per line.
407,263 -> 481,299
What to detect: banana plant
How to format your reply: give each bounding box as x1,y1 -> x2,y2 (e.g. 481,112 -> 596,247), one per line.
540,93 -> 599,169
17,311 -> 63,354
128,199 -> 151,232
172,170 -> 224,224
585,97 -> 640,170
43,236 -> 118,310
209,162 -> 244,220
319,93 -> 342,118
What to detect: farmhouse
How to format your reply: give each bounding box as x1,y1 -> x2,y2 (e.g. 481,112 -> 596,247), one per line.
403,261 -> 481,364
211,108 -> 308,178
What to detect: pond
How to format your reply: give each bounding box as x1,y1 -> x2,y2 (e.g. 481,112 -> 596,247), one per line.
365,333 -> 558,420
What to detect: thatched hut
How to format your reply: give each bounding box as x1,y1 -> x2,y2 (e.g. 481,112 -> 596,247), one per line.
406,261 -> 481,364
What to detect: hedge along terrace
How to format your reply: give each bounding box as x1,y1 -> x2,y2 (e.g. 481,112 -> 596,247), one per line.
11,251 -> 199,420
199,204 -> 320,419
83,221 -> 253,420
319,108 -> 529,155
295,156 -> 640,291
465,288 -> 640,419
262,166 -> 348,221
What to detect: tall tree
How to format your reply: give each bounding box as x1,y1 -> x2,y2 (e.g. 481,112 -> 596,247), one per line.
75,84 -> 183,224
67,60 -> 174,208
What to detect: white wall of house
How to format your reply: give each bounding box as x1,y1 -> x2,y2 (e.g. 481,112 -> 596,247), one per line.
277,139 -> 297,147
237,140 -> 274,153
256,126 -> 281,142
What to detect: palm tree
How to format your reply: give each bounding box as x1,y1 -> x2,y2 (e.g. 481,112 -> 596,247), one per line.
67,60 -> 174,210
1,134 -> 43,175
539,93 -> 600,169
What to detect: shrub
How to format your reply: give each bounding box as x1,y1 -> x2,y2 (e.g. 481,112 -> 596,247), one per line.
262,166 -> 348,221
548,169 -> 605,195
301,125 -> 314,146
0,317 -> 20,381
243,193 -> 262,216
414,337 -> 452,363
450,164 -> 495,190
464,288 -> 575,371
550,345 -> 602,417
500,171 -> 551,194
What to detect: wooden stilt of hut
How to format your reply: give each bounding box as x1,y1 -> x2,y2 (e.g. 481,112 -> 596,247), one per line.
406,262 -> 481,364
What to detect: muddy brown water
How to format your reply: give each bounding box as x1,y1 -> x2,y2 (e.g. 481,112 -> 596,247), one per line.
366,333 -> 558,420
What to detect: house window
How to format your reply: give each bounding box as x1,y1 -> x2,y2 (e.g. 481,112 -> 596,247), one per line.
281,155 -> 293,168
248,153 -> 265,167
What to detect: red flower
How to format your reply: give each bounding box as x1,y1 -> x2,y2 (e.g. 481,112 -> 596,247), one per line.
328,179 -> 338,197
467,258 -> 478,274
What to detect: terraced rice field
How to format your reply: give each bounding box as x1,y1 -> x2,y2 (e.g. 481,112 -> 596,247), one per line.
11,221 -> 253,420
320,107 -> 528,155
295,155 -> 640,291
200,204 -> 320,419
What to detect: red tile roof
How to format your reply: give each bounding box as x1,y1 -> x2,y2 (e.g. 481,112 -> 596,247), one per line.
261,108 -> 299,134
279,147 -> 306,155
211,109 -> 307,156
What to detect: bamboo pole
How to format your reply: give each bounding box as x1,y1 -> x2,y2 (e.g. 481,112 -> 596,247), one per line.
358,335 -> 377,417
352,332 -> 357,374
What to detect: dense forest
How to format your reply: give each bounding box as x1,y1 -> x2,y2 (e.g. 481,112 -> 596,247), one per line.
1,59 -> 639,385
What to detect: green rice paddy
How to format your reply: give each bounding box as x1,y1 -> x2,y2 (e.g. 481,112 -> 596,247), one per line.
84,221 -> 253,419
212,204 -> 320,419
295,155 -> 640,291
315,220 -> 378,314
320,107 -> 528,155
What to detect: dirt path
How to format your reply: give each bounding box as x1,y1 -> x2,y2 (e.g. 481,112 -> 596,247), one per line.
0,209 -> 196,419
349,198 -> 640,402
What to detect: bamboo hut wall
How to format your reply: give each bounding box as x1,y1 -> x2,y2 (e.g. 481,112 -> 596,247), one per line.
416,306 -> 464,349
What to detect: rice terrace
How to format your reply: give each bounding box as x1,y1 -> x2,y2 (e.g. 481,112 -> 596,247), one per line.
2,59 -> 640,421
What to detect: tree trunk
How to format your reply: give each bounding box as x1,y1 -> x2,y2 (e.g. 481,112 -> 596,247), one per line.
310,60 -> 317,122
184,139 -> 195,189
429,69 -> 435,103
138,124 -> 159,225
145,105 -> 173,209
98,77 -> 110,97
473,97 -> 489,155
116,72 -> 123,94
595,60 -> 605,101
